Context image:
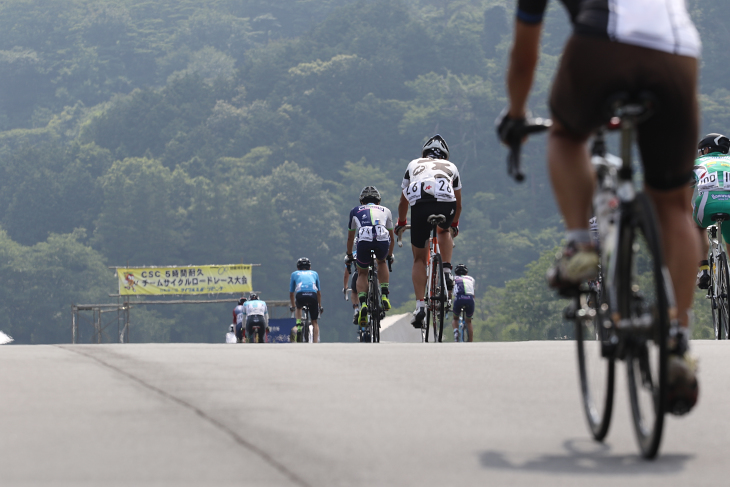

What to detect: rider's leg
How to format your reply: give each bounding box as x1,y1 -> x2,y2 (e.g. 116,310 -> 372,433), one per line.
546,121 -> 599,288
436,228 -> 454,263
548,121 -> 594,232
312,319 -> 319,343
646,186 -> 700,330
697,226 -> 710,289
412,245 -> 429,300
466,318 -> 474,342
356,266 -> 369,323
377,259 -> 391,310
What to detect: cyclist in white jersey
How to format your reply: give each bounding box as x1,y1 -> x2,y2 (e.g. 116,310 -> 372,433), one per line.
451,264 -> 476,342
243,293 -> 269,342
394,135 -> 462,329
498,0 -> 700,413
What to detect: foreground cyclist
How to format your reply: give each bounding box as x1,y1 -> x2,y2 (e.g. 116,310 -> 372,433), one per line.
498,0 -> 700,412
451,264 -> 475,342
243,293 -> 269,343
346,186 -> 395,325
692,134 -> 730,289
394,135 -> 462,328
289,257 -> 322,342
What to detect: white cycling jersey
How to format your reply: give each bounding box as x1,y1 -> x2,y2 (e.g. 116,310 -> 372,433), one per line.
401,157 -> 462,206
244,300 -> 268,317
518,0 -> 700,58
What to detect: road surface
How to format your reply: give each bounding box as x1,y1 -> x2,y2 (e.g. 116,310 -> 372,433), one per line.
1,341 -> 728,486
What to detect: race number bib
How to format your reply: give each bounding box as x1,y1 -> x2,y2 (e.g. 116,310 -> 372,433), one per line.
404,181 -> 421,203
358,225 -> 389,242
699,173 -> 720,191
434,178 -> 454,199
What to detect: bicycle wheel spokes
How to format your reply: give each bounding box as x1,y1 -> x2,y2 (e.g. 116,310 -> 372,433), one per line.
717,254 -> 730,340
620,193 -> 670,459
710,254 -> 721,340
575,290 -> 615,441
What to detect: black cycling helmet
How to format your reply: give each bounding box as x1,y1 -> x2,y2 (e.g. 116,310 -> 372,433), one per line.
454,264 -> 468,276
698,133 -> 730,155
359,186 -> 381,205
422,134 -> 450,160
238,297 -> 246,305
297,257 -> 311,270
249,293 -> 258,301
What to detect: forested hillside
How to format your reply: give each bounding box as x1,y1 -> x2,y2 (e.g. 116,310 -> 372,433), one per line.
0,0 -> 725,343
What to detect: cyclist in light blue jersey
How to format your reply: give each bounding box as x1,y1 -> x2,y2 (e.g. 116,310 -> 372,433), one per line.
451,264 -> 476,342
346,186 -> 395,325
289,257 -> 322,342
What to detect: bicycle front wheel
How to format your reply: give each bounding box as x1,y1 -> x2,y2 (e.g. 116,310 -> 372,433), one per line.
715,253 -> 730,340
574,290 -> 615,441
619,193 -> 672,459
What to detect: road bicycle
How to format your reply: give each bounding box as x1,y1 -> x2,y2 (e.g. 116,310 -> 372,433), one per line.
290,305 -> 313,343
398,216 -> 449,342
507,92 -> 680,459
706,223 -> 730,339
455,308 -> 469,342
353,249 -> 393,343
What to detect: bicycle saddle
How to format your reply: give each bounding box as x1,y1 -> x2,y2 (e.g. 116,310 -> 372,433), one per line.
604,91 -> 656,123
711,213 -> 730,222
427,214 -> 446,225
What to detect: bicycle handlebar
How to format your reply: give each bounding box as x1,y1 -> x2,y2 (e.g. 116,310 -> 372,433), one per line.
506,118 -> 552,182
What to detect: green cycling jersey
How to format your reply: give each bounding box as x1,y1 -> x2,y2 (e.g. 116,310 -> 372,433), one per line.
692,152 -> 730,242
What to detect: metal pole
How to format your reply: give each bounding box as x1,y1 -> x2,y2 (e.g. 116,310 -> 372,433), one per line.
72,306 -> 77,344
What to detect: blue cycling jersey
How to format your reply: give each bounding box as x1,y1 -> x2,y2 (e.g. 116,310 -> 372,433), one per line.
290,270 -> 320,293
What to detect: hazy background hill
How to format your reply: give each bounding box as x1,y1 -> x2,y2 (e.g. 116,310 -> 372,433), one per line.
0,0 -> 724,343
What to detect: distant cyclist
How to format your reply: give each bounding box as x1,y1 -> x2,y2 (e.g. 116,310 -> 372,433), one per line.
451,264 -> 475,342
692,133 -> 730,289
346,186 -> 395,325
232,297 -> 247,343
289,257 -> 322,342
243,293 -> 269,343
394,135 -> 462,328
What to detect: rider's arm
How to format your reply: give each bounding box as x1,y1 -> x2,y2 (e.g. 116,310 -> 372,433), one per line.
453,188 -> 462,223
346,229 -> 356,255
343,267 -> 350,289
317,290 -> 322,307
388,229 -> 396,256
289,292 -> 295,308
398,193 -> 409,223
506,17 -> 543,118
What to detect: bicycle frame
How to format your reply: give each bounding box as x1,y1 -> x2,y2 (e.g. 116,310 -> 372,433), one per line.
707,220 -> 730,340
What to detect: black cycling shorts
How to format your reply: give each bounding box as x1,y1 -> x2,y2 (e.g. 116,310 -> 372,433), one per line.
246,315 -> 267,342
410,201 -> 457,249
550,35 -> 698,191
295,291 -> 319,320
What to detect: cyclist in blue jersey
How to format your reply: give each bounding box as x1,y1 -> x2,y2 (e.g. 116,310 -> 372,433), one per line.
345,186 -> 395,325
232,297 -> 247,342
451,264 -> 476,342
243,293 -> 269,343
289,257 -> 322,342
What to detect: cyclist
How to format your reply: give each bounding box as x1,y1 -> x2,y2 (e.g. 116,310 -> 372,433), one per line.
232,297 -> 247,343
498,0 -> 700,413
346,186 -> 395,325
451,264 -> 475,342
289,257 -> 322,342
243,293 -> 269,342
692,133 -> 730,289
394,135 -> 462,328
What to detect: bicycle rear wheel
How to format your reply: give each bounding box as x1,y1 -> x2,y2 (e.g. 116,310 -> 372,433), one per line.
619,193 -> 672,459
431,254 -> 445,342
574,289 -> 615,441
368,273 -> 381,343
715,253 -> 730,340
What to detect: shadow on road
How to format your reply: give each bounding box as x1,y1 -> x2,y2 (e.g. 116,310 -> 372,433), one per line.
479,439 -> 692,475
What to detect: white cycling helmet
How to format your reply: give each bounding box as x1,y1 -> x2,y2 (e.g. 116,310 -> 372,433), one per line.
422,134 -> 450,160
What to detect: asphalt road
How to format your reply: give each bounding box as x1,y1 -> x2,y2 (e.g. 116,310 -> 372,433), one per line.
1,341 -> 728,486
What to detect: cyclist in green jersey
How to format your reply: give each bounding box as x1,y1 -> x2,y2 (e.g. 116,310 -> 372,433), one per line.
692,133 -> 730,289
